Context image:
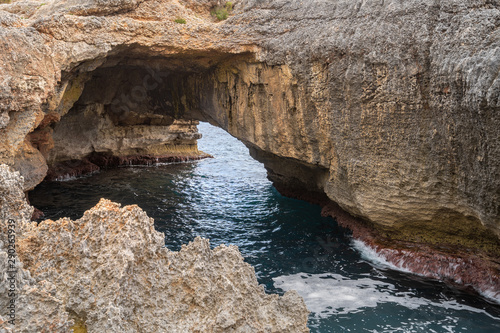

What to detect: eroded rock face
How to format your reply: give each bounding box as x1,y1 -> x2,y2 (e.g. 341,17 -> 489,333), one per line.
1,0 -> 500,294
0,164 -> 309,332
0,164 -> 71,332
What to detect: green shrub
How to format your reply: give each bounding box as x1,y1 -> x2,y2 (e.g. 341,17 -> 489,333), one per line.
212,8 -> 227,21
211,1 -> 233,21
0,0 -> 12,4
174,18 -> 186,24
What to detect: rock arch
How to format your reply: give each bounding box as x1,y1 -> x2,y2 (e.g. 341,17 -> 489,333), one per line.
1,0 -> 500,297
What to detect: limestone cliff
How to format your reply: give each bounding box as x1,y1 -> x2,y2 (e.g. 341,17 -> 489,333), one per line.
1,0 -> 500,295
0,164 -> 310,332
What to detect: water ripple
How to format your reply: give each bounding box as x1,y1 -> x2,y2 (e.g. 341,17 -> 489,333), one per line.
29,122 -> 500,333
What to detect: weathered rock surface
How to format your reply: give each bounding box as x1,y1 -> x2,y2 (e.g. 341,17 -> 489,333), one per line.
1,0 -> 500,294
0,164 -> 310,332
0,164 -> 71,332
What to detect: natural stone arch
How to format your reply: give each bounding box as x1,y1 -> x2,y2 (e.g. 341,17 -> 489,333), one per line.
2,0 -> 500,299
35,50 -> 251,179
34,48 -> 331,198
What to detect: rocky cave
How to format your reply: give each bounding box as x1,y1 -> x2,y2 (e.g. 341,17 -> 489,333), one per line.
2,0 -> 500,331
24,42 -> 500,304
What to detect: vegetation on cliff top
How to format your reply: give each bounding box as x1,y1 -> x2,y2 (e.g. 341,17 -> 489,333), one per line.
211,1 -> 233,21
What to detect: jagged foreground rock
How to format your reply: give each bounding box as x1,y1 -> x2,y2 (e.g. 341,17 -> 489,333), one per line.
0,165 -> 309,332
0,165 -> 70,332
1,0 -> 500,298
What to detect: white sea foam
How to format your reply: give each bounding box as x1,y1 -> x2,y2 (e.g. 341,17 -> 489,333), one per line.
274,273 -> 418,318
351,239 -> 412,273
119,160 -> 198,167
479,288 -> 500,305
273,273 -> 500,320
351,239 -> 500,305
54,175 -> 78,182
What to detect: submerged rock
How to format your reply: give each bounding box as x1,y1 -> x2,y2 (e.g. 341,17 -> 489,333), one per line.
0,164 -> 309,332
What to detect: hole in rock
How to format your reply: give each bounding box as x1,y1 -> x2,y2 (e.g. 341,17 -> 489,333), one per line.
26,49 -> 500,333
34,51 -> 257,180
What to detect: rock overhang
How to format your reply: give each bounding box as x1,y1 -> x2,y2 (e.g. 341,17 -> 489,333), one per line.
0,0 -> 500,296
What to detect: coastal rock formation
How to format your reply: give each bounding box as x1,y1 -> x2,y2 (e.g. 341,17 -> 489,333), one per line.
0,0 -> 499,295
0,164 -> 71,332
0,164 -> 310,332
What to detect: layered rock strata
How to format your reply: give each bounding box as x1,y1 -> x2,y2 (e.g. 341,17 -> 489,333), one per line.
0,0 -> 499,297
0,164 -> 310,332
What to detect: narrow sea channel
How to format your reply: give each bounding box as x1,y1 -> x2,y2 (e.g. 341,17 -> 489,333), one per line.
30,122 -> 500,332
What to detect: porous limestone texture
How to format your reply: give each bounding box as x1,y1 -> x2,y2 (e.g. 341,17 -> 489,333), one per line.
0,164 -> 71,332
0,165 -> 310,332
0,0 -> 500,279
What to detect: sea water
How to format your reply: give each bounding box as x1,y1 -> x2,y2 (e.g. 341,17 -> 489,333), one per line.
30,122 -> 500,332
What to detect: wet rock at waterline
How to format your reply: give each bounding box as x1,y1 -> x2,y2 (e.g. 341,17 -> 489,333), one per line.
0,165 -> 310,332
1,0 -> 500,297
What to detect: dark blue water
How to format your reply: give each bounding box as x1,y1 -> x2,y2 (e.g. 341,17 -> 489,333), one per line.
30,122 -> 500,332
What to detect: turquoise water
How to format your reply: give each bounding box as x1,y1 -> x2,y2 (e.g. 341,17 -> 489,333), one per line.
30,122 -> 500,332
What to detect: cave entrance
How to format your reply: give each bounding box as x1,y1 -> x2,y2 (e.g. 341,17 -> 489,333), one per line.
28,48 -> 329,214
32,51 -> 255,181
